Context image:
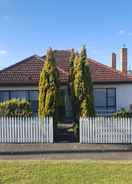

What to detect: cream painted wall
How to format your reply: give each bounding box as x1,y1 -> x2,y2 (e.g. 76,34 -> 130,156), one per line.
94,83 -> 132,111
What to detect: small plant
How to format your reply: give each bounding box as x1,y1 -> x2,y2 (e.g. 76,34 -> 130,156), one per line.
113,108 -> 132,117
0,99 -> 32,117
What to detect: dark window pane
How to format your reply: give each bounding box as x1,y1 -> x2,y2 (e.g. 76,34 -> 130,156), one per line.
29,91 -> 38,101
108,97 -> 115,106
29,91 -> 38,113
30,101 -> 38,113
0,91 -> 9,101
107,89 -> 115,97
94,89 -> 106,107
94,88 -> 116,112
107,89 -> 116,107
10,91 -> 28,99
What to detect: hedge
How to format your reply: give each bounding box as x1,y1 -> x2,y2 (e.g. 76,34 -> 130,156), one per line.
113,108 -> 132,117
0,99 -> 32,117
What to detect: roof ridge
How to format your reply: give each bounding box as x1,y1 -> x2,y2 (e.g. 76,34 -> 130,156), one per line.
54,49 -> 72,52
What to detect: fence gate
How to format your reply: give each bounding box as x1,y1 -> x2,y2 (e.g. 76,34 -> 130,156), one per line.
80,117 -> 132,144
0,117 -> 53,143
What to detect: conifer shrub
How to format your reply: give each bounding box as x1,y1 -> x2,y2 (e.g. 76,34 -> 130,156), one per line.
38,48 -> 59,119
69,49 -> 76,120
72,46 -> 95,118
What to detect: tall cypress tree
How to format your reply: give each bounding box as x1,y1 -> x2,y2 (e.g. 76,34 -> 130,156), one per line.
69,49 -> 75,78
73,46 -> 95,117
38,48 -> 59,118
80,46 -> 95,116
69,49 -> 76,120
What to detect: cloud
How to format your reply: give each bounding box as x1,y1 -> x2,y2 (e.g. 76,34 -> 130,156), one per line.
119,30 -> 125,35
0,50 -> 7,55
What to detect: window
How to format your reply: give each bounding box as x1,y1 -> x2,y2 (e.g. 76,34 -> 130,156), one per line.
29,91 -> 38,101
29,91 -> 38,113
107,89 -> 116,107
10,91 -> 28,100
0,91 -> 9,102
0,90 -> 39,114
94,89 -> 106,108
94,88 -> 116,110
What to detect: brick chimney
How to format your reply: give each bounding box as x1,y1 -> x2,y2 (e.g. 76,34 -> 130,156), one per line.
121,47 -> 128,78
112,52 -> 116,71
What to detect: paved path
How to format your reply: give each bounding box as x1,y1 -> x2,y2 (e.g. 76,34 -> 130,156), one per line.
1,151 -> 132,160
0,144 -> 132,160
0,143 -> 132,153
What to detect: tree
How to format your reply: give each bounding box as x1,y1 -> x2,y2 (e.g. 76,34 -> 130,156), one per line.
38,48 -> 59,119
69,49 -> 76,120
73,46 -> 95,117
69,49 -> 75,78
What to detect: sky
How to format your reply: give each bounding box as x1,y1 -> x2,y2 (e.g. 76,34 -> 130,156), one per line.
0,0 -> 132,70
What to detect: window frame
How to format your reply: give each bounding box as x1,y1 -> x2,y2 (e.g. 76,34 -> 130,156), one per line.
94,88 -> 116,110
0,90 -> 39,113
28,90 -> 38,113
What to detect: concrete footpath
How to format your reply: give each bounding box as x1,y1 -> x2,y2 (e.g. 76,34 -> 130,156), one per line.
0,143 -> 132,154
1,151 -> 132,160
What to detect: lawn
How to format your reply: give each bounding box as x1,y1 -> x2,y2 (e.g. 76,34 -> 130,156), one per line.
0,160 -> 132,184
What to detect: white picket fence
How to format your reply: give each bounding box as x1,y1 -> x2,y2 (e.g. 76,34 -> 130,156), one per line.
80,117 -> 132,144
0,117 -> 53,143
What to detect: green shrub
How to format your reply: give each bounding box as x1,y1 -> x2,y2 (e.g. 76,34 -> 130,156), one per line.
0,99 -> 32,117
113,108 -> 132,117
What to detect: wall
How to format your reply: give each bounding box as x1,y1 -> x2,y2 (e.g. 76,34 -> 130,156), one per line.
1,83 -> 132,112
94,83 -> 132,111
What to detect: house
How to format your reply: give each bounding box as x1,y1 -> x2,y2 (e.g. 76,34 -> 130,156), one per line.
0,47 -> 132,119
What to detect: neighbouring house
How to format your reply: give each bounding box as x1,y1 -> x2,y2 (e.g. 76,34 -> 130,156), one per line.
0,47 -> 132,119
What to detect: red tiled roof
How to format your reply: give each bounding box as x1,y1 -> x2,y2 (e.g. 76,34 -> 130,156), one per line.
0,55 -> 43,85
0,50 -> 132,85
